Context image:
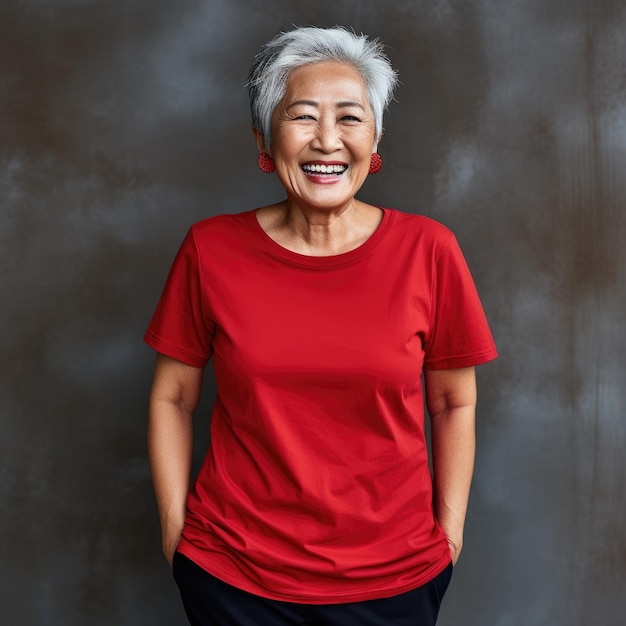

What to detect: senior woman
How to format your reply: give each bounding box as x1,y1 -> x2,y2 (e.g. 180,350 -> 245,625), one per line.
145,26 -> 497,626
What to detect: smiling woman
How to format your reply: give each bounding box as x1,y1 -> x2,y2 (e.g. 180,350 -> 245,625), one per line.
144,25 -> 497,626
254,61 -> 381,253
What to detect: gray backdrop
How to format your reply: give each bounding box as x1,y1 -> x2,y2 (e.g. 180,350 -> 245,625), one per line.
2,1 -> 625,624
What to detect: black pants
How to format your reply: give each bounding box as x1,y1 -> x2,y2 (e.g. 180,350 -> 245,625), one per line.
173,552 -> 453,626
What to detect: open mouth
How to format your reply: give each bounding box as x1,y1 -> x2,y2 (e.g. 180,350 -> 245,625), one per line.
301,163 -> 348,175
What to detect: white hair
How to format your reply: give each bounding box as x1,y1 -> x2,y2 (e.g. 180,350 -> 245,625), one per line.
247,26 -> 399,148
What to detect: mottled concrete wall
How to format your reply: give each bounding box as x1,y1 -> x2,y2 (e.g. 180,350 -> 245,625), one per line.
1,1 -> 624,624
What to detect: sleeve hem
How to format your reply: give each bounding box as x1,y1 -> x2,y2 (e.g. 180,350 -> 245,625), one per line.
143,331 -> 210,368
423,348 -> 498,371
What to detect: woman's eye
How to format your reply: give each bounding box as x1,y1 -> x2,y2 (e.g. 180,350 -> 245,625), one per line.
342,115 -> 361,122
295,114 -> 315,120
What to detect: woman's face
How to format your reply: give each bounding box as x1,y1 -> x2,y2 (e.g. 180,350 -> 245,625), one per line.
262,61 -> 378,214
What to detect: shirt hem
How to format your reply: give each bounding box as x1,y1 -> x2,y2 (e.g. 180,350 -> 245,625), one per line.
176,539 -> 452,605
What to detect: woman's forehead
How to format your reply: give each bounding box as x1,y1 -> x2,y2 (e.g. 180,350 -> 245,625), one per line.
282,62 -> 369,105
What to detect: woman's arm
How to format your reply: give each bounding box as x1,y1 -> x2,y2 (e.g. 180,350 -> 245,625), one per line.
424,366 -> 477,565
147,353 -> 203,566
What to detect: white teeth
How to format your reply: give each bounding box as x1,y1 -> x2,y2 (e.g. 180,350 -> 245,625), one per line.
302,164 -> 347,174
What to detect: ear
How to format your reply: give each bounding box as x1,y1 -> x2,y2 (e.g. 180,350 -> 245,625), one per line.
252,128 -> 269,155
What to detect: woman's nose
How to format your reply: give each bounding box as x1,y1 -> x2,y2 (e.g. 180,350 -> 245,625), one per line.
311,120 -> 342,153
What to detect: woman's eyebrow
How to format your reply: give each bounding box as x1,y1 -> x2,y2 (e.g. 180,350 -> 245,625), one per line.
286,100 -> 318,109
337,101 -> 366,110
286,100 -> 366,110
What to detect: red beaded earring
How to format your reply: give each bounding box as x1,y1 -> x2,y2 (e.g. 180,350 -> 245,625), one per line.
369,153 -> 382,174
258,152 -> 276,173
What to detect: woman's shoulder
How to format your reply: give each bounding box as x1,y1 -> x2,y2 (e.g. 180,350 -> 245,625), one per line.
384,208 -> 456,243
192,209 -> 254,230
188,209 -> 257,240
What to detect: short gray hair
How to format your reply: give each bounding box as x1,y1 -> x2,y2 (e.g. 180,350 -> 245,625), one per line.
247,26 -> 398,148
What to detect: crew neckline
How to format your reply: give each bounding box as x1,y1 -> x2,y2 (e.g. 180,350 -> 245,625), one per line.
247,207 -> 395,268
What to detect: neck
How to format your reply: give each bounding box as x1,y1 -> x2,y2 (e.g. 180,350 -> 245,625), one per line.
287,198 -> 360,246
258,199 -> 383,256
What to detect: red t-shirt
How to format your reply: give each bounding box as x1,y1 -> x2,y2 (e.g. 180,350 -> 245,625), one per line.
144,207 -> 497,603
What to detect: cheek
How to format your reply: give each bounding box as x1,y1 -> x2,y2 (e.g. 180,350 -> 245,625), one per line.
272,133 -> 306,159
355,141 -> 376,160
352,130 -> 377,155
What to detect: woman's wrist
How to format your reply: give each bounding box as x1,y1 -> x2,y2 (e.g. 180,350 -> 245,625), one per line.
163,527 -> 183,567
445,536 -> 462,565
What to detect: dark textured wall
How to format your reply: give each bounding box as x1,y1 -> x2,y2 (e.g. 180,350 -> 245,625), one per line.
2,1 -> 625,624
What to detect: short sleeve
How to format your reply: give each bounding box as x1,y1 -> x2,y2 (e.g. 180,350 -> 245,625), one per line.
423,233 -> 497,370
143,228 -> 214,367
